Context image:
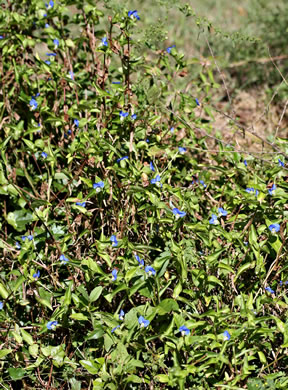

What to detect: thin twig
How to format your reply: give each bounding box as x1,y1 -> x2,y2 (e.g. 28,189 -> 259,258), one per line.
227,54 -> 288,68
274,98 -> 288,141
205,36 -> 235,116
213,108 -> 288,160
163,104 -> 288,169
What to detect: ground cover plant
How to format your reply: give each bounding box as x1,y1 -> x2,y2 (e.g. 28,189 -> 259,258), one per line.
1,1 -> 288,389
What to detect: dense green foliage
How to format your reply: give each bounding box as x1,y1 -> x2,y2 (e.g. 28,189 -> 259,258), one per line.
1,1 -> 288,389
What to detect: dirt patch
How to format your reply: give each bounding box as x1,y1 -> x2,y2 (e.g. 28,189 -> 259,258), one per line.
210,87 -> 287,155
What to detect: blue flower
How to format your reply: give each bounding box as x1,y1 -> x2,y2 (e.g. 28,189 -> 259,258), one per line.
120,111 -> 129,120
111,325 -> 120,333
166,45 -> 176,54
112,269 -> 118,281
131,114 -> 137,120
278,159 -> 284,167
265,286 -> 275,294
41,152 -> 47,158
138,316 -> 150,328
0,302 -> 3,310
269,223 -> 280,233
268,184 -> 276,195
170,127 -> 175,133
218,207 -> 228,217
145,266 -> 156,276
74,119 -> 79,127
93,181 -> 104,192
146,139 -> 149,143
45,0 -> 54,9
117,156 -> 128,163
209,214 -> 218,225
76,201 -> 86,207
101,37 -> 108,47
45,60 -> 51,65
33,270 -> 40,279
150,162 -> 155,172
246,187 -> 255,194
46,52 -> 56,57
128,10 -> 140,20
223,330 -> 231,341
69,71 -> 74,80
21,235 -> 33,241
119,310 -> 125,320
110,235 -> 118,247
15,242 -> 21,249
280,281 -> 288,287
150,175 -> 162,187
45,23 -> 50,28
172,208 -> 186,218
135,254 -> 144,267
47,320 -> 58,330
244,160 -> 247,166
178,147 -> 186,154
0,36 -> 3,39
179,325 -> 190,336
112,81 -> 121,84
29,98 -> 38,110
53,38 -> 59,47
64,129 -> 71,138
195,98 -> 200,106
59,254 -> 69,263
199,180 -> 206,188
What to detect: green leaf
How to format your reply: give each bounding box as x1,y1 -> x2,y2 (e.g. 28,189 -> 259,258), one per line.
86,326 -> 105,340
63,284 -> 72,306
8,367 -> 26,380
125,375 -> 143,384
20,329 -> 34,345
29,344 -> 39,358
207,275 -> 224,288
70,313 -> 89,321
13,275 -> 25,293
218,262 -> 234,273
156,374 -> 170,383
79,360 -> 100,375
89,286 -> 103,303
0,282 -> 9,299
69,378 -> 82,390
234,262 -> 256,283
82,258 -> 106,275
157,299 -> 179,315
249,225 -> 258,248
36,297 -> 53,310
0,349 -> 12,359
22,138 -> 35,151
105,284 -> 128,303
6,209 -> 34,232
98,252 -> 112,267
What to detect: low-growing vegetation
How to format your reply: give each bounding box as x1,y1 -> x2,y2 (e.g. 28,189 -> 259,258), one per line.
1,1 -> 288,389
